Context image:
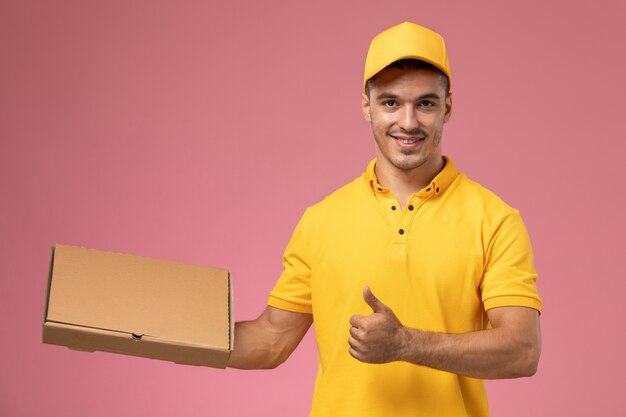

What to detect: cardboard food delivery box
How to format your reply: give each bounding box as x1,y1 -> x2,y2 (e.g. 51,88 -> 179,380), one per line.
43,244 -> 233,368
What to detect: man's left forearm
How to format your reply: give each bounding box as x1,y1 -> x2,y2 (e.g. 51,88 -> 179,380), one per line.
349,288 -> 541,379
396,308 -> 541,379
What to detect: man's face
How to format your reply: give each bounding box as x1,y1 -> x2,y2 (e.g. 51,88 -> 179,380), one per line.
362,67 -> 452,174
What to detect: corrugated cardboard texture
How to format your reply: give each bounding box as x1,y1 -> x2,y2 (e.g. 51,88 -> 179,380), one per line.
43,244 -> 232,367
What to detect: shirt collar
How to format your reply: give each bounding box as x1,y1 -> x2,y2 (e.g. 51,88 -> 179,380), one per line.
363,156 -> 459,198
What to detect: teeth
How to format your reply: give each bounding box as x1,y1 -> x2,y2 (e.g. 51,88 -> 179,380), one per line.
399,139 -> 417,144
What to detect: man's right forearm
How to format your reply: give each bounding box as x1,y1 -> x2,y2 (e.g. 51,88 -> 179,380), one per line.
228,319 -> 284,369
227,306 -> 313,369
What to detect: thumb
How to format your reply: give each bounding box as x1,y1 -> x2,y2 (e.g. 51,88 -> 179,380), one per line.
363,286 -> 387,313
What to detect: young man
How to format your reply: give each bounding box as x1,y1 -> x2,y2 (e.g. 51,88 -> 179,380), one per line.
228,22 -> 542,417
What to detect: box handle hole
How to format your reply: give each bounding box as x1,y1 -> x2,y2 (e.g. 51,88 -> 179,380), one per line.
131,333 -> 143,341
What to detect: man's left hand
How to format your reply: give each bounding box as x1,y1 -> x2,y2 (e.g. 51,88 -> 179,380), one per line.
348,286 -> 408,363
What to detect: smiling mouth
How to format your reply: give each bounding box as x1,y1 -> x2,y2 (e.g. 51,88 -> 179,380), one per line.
392,136 -> 424,144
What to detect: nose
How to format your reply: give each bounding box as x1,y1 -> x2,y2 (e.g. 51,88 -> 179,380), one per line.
397,104 -> 419,132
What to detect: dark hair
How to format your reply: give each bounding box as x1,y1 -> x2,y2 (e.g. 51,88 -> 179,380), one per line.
365,59 -> 450,96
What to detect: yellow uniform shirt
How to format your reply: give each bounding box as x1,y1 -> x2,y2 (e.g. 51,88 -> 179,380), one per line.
268,157 -> 542,417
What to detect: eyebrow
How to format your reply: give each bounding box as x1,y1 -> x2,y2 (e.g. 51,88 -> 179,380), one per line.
375,92 -> 442,101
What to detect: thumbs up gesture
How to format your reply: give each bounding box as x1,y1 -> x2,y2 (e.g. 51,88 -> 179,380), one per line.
348,286 -> 408,363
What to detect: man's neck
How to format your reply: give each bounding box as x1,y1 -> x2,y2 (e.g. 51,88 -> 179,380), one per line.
374,157 -> 445,208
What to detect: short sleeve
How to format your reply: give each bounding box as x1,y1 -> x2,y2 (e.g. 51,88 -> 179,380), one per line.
268,209 -> 313,313
481,210 -> 542,313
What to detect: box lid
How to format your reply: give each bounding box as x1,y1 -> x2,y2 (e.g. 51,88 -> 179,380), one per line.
45,245 -> 231,351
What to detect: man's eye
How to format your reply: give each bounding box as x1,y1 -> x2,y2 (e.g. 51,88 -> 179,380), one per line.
418,101 -> 434,107
383,100 -> 396,107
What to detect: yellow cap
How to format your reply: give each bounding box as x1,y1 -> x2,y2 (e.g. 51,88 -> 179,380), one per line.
363,22 -> 451,90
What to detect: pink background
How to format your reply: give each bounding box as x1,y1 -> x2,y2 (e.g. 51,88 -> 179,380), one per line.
1,0 -> 624,415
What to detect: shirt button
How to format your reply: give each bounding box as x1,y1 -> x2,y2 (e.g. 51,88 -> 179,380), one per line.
408,205 -> 414,211
399,229 -> 405,235
391,205 -> 396,210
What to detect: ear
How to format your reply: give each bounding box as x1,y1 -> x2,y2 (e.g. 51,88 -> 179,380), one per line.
443,92 -> 452,123
361,91 -> 372,123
